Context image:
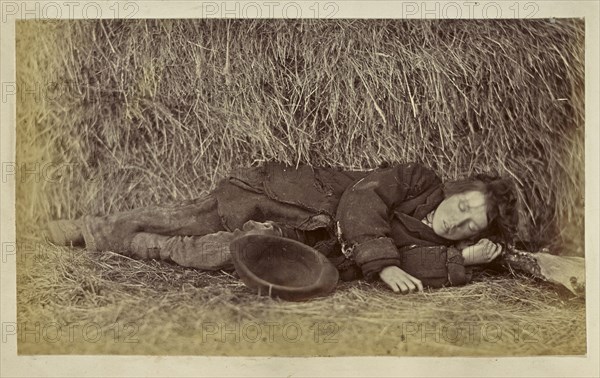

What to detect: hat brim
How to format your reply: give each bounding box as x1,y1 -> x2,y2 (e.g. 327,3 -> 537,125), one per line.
230,234 -> 339,301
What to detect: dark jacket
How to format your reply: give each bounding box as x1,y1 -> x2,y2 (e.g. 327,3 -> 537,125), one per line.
214,162 -> 471,287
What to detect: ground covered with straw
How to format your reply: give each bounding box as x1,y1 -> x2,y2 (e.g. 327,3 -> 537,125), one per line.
15,19 -> 585,355
17,243 -> 585,356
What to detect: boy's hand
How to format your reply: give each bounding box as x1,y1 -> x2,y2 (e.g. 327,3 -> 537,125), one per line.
462,238 -> 502,266
379,266 -> 423,294
242,220 -> 281,236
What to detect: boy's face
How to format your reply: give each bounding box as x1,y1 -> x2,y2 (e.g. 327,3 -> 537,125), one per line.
432,190 -> 488,241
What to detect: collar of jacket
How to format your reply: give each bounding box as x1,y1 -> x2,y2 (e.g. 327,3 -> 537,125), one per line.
412,186 -> 444,220
394,213 -> 453,245
393,186 -> 452,245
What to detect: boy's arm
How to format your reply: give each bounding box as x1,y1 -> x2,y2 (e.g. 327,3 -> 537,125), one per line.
399,245 -> 471,287
336,163 -> 442,280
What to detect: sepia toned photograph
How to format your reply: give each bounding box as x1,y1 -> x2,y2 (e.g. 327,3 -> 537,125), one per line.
9,12 -> 588,361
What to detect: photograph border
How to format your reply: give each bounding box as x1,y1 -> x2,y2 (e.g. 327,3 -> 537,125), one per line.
1,1 -> 598,377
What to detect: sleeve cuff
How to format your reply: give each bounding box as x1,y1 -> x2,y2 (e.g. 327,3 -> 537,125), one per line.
352,237 -> 401,280
446,247 -> 469,286
395,246 -> 472,288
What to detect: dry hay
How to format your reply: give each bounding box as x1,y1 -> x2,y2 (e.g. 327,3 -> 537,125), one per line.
17,243 -> 585,356
16,18 -> 584,253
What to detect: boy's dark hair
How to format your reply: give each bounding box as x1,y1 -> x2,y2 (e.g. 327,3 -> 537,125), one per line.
443,174 -> 519,245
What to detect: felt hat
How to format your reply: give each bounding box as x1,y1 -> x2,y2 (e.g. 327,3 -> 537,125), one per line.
229,234 -> 339,301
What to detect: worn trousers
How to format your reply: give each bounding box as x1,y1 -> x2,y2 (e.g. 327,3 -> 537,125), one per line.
79,192 -> 331,271
80,193 -> 247,270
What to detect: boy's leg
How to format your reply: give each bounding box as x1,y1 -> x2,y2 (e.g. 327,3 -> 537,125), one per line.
127,232 -> 235,271
80,193 -> 226,252
127,220 -> 280,270
50,180 -> 329,253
